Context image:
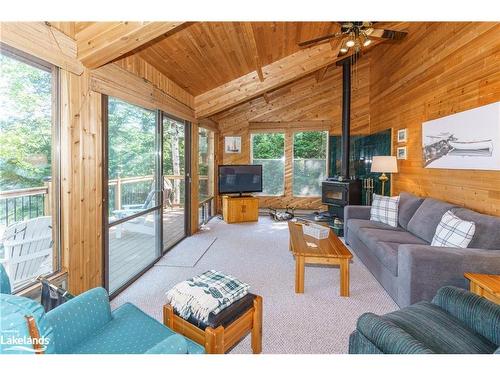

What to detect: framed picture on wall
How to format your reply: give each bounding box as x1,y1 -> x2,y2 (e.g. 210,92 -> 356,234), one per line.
397,128 -> 408,143
224,136 -> 241,153
397,146 -> 407,160
422,101 -> 500,170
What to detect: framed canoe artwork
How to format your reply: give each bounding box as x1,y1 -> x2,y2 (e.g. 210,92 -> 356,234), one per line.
224,136 -> 242,153
422,101 -> 500,170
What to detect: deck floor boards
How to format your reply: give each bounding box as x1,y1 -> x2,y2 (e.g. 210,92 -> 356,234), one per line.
108,207 -> 186,292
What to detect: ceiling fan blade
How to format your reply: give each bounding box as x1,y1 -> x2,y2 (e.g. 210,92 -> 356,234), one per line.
298,31 -> 343,47
368,28 -> 407,41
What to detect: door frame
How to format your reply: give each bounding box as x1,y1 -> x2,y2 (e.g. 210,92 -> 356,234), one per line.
161,112 -> 191,254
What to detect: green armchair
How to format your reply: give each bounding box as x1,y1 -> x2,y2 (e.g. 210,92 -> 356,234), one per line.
0,265 -> 204,354
349,286 -> 500,354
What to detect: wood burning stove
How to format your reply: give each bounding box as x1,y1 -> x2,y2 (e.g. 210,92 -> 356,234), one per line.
322,179 -> 361,219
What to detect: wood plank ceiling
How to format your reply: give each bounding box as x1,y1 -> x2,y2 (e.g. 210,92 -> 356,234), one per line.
135,22 -> 336,95
74,21 -> 407,118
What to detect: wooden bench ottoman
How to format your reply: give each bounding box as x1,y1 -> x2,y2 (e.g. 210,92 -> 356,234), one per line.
163,293 -> 262,354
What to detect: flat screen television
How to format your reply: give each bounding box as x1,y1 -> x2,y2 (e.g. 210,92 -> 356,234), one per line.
218,164 -> 263,195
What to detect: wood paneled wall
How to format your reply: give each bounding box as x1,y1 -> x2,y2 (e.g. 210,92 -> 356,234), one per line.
60,69 -> 103,294
214,59 -> 370,209
370,22 -> 500,216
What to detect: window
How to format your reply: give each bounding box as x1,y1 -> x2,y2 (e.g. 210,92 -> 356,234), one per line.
293,131 -> 328,196
0,47 -> 60,292
198,127 -> 214,226
251,133 -> 285,196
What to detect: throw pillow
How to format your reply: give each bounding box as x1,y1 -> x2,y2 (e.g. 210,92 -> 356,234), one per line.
431,210 -> 476,248
370,194 -> 400,228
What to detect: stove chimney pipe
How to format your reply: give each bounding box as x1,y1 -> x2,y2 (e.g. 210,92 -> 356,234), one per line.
340,57 -> 351,179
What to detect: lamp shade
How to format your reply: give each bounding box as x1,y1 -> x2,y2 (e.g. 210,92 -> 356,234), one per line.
371,156 -> 398,173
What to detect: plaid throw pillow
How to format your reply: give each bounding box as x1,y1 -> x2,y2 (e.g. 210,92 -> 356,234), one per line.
431,210 -> 475,248
370,194 -> 400,228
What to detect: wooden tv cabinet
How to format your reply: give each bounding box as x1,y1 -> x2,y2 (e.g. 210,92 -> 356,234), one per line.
222,195 -> 259,224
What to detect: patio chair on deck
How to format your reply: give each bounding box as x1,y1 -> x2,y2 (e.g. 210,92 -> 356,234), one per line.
0,216 -> 53,290
111,179 -> 175,239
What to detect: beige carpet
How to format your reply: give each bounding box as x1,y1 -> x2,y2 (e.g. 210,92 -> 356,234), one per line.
155,235 -> 217,267
111,216 -> 398,354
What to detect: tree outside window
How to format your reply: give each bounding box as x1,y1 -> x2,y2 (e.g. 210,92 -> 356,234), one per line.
251,133 -> 285,196
293,131 -> 328,197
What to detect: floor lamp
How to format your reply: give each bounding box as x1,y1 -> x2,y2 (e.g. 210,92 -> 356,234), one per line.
371,156 -> 398,196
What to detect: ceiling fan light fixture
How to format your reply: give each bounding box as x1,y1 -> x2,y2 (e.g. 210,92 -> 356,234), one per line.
346,39 -> 355,48
363,38 -> 372,47
340,47 -> 348,53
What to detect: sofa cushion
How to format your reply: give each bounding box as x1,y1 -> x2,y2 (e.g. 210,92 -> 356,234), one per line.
407,198 -> 459,242
347,218 -> 405,234
398,192 -> 425,229
383,301 -> 497,354
71,302 -> 203,354
453,208 -> 500,250
357,228 -> 428,252
373,242 -> 400,276
431,210 -> 476,248
370,194 -> 400,227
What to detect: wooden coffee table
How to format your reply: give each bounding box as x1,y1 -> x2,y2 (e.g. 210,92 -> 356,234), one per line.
288,221 -> 353,296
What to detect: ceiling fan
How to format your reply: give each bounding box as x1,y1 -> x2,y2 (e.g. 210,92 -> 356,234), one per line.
298,22 -> 407,57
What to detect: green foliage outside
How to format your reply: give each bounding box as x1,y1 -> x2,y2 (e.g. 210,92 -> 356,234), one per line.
0,54 -> 52,191
107,97 -> 156,180
251,132 -> 328,197
293,131 -> 328,196
252,133 -> 284,159
251,133 -> 285,196
293,131 -> 328,159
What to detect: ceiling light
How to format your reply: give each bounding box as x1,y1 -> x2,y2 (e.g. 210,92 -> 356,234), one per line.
340,47 -> 348,53
363,38 -> 372,47
346,39 -> 355,48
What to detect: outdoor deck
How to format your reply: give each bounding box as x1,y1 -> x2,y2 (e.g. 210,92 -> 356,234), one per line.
108,207 -> 185,293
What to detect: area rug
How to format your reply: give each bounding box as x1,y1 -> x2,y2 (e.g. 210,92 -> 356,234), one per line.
111,217 -> 398,354
155,234 -> 217,267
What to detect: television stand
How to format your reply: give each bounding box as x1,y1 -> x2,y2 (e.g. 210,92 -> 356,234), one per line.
222,195 -> 259,224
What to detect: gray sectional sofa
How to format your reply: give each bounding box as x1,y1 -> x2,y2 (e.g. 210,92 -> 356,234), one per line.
344,192 -> 500,307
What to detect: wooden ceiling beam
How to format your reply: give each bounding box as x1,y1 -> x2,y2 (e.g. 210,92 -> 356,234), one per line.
77,22 -> 187,69
0,22 -> 84,75
262,92 -> 270,104
242,22 -> 264,82
194,41 -> 343,118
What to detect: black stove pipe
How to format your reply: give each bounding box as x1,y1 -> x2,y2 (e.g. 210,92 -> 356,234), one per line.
340,58 -> 351,179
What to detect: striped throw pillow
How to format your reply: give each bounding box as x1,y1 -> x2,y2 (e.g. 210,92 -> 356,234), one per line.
370,194 -> 400,228
431,210 -> 475,248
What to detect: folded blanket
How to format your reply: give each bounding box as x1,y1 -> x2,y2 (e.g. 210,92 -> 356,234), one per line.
165,270 -> 250,323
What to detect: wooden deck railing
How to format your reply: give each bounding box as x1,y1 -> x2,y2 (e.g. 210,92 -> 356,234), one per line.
1,174 -> 211,226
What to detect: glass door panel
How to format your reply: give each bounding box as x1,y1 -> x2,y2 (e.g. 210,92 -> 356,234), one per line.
198,128 -> 215,226
105,97 -> 161,294
162,115 -> 187,251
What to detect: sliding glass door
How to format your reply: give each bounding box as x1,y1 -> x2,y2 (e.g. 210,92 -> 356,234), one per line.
103,98 -> 191,295
104,96 -> 161,295
162,114 -> 189,252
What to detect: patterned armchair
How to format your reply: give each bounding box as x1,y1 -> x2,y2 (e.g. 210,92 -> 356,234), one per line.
349,286 -> 500,354
0,265 -> 204,354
